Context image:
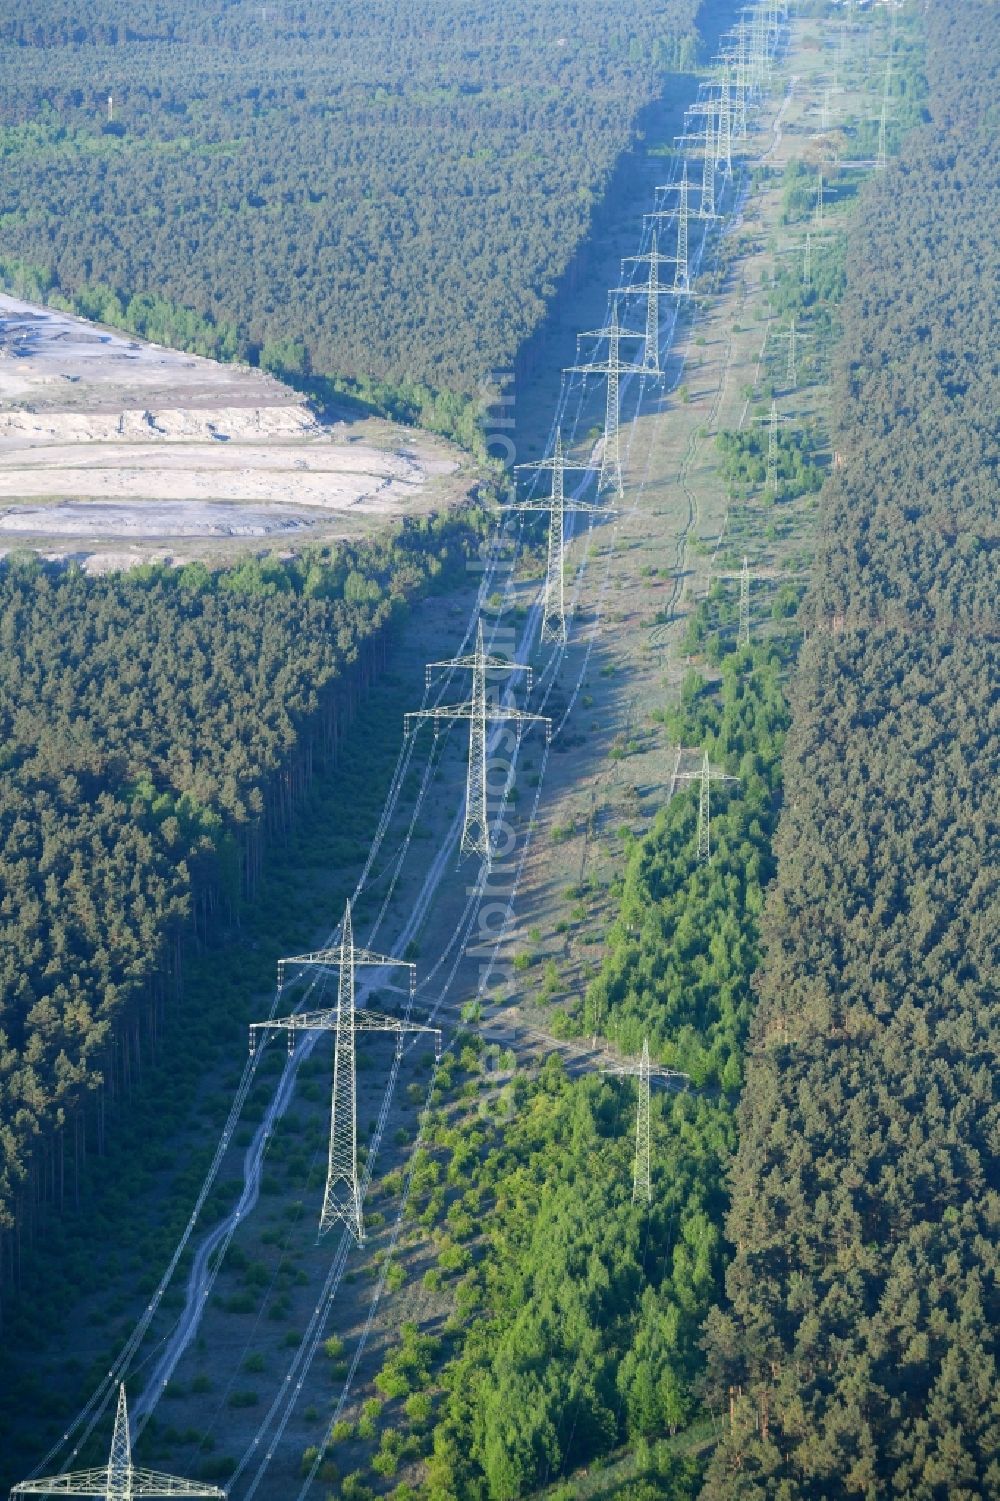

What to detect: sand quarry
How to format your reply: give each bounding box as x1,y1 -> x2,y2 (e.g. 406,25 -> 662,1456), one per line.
0,295 -> 469,570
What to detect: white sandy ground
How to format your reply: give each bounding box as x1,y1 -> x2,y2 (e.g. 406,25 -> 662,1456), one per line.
0,294 -> 466,567
0,294 -> 305,412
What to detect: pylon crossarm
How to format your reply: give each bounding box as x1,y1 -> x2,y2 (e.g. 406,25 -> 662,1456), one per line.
353,1010 -> 443,1053
554,498 -> 619,518
621,249 -> 675,268
500,498 -> 554,517
12,1470 -> 110,1496
251,1008 -> 337,1038
514,456 -> 591,475
610,281 -> 676,297
504,497 -> 616,520
423,652 -> 525,676
654,168 -> 693,196
278,946 -> 414,976
131,1473 -> 226,1498
12,1472 -> 224,1498
501,707 -> 552,740
576,322 -> 644,343
671,771 -> 739,784
650,1064 -> 691,1086
602,1061 -> 691,1086
352,947 -> 416,977
408,701 -> 548,729
567,357 -> 649,376
406,702 -> 478,730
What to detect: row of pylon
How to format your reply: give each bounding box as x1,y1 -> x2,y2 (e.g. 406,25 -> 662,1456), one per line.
10,3 -> 792,1498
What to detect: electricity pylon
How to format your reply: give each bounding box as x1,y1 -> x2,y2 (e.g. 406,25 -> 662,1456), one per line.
633,1039 -> 651,1204
814,170 -> 825,228
698,751 -> 712,859
739,556 -> 751,650
703,113 -> 719,217
803,233 -> 813,290
777,232 -> 813,291
405,619 -> 551,860
614,230 -> 677,373
717,77 -> 734,176
568,305 -> 646,498
680,106 -> 722,219
12,1385 -> 224,1501
505,430 -> 606,644
250,902 -> 441,1244
647,164 -> 698,295
754,399 -> 787,493
773,319 -> 811,390
766,400 -> 779,492
601,1039 -> 689,1205
671,750 -> 739,861
726,32 -> 751,137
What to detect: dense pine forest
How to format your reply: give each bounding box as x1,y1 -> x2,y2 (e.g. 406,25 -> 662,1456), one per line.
1,0 -> 997,1496
0,0 -> 702,435
295,647 -> 791,1501
702,5 -> 1000,1495
0,519 -> 480,1272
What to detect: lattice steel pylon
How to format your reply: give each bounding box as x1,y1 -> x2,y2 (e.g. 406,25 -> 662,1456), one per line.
727,30 -> 750,137
774,318 -> 811,390
614,229 -> 678,374
700,117 -> 718,218
568,305 -> 646,498
674,166 -> 691,290
718,77 -> 734,176
757,399 -> 782,493
671,749 -> 740,862
250,902 -> 441,1243
672,101 -> 720,223
647,164 -> 698,295
739,556 -> 751,650
775,233 -> 812,292
506,429 -> 607,645
697,750 -> 712,860
405,619 -> 551,860
600,1039 -> 690,1204
679,102 -> 722,220
11,1384 -> 225,1501
633,1039 -> 651,1204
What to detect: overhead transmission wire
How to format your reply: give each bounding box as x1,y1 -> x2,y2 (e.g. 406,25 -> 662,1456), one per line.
219,466 -> 557,1489
42,7 -> 784,1485
229,539 -> 541,1466
540,13 -> 789,1488
236,524 -> 577,1486
206,69 -> 688,1498
286,51 -> 743,1497
234,531 -> 564,1476
237,741 -> 523,1494
38,504 -> 525,1473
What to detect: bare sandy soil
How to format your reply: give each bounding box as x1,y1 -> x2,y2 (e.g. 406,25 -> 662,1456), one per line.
0,295 -> 471,568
